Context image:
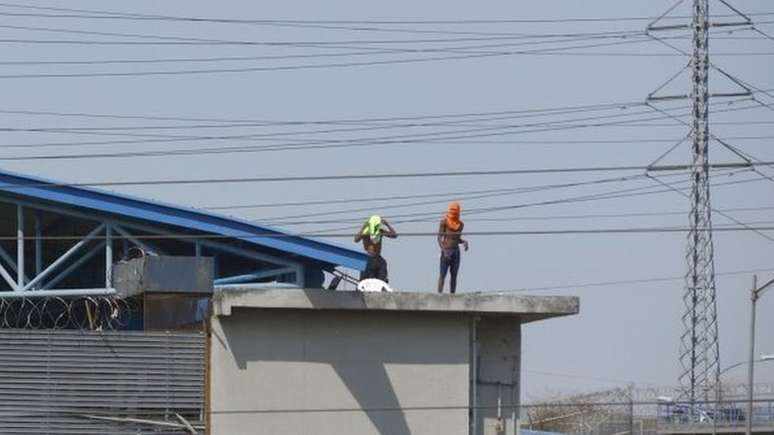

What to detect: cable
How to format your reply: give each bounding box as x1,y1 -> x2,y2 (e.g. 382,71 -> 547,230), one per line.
0,23 -> 653,47
1,2 -> 773,25
265,206 -> 774,227
207,186 -> 553,210
484,266 -> 774,294
0,109 -> 706,160
444,205 -> 774,223
306,171 -> 763,232
5,162 -> 772,189
1,100 -> 769,159
0,101 -> 654,132
257,174 -> 652,223
0,38 -> 686,79
0,95 -> 764,156
0,99 -> 648,126
0,226 -> 773,242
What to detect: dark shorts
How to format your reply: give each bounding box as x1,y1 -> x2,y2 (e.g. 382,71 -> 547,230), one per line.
361,255 -> 388,282
439,248 -> 460,278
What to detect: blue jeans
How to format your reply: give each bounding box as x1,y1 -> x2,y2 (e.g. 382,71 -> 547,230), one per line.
439,248 -> 460,284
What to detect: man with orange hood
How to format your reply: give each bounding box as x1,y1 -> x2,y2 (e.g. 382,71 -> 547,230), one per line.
437,201 -> 468,294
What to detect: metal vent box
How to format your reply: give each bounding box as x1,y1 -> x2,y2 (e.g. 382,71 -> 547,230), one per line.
113,256 -> 214,298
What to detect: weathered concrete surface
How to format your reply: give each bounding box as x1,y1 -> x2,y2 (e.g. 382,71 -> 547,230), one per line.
475,318 -> 522,435
210,308 -> 470,435
213,288 -> 579,323
208,287 -> 580,435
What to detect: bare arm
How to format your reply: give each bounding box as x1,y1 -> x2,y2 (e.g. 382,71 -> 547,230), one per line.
354,224 -> 367,243
381,219 -> 398,238
459,222 -> 469,251
437,220 -> 445,250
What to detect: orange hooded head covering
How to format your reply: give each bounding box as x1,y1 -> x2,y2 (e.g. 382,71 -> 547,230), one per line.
445,201 -> 462,231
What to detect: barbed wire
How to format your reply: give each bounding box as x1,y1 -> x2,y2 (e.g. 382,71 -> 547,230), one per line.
0,295 -> 136,330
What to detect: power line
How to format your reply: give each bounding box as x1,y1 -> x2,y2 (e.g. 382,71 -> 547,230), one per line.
257,174 -> 653,222
0,22 -> 652,47
1,100 -> 770,159
0,93 -> 762,138
306,171 -> 764,232
0,100 -> 655,132
483,266 -> 774,294
1,2 -> 773,25
264,206 -> 774,227
0,38 -> 682,79
0,99 -> 648,126
0,226 -> 773,242
4,161 -> 771,189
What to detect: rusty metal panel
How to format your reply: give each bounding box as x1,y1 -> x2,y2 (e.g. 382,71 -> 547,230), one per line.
0,329 -> 205,434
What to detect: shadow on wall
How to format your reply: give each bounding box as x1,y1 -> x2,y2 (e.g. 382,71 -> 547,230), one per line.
213,302 -> 468,435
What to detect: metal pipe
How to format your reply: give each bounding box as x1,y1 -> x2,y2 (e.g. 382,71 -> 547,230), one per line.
105,224 -> 112,288
0,288 -> 115,298
471,316 -> 480,435
747,275 -> 757,435
34,210 -> 42,276
213,267 -> 295,285
16,204 -> 23,290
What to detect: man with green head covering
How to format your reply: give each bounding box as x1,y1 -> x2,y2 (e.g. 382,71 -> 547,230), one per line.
354,215 -> 398,282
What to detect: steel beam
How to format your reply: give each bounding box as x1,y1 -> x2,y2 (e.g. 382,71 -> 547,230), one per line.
198,238 -> 297,270
23,223 -> 105,291
34,210 -> 42,276
111,224 -> 162,255
42,241 -> 105,290
0,261 -> 17,291
0,196 -> 306,289
0,244 -> 24,280
213,267 -> 296,285
1,197 -> 296,268
0,288 -> 115,298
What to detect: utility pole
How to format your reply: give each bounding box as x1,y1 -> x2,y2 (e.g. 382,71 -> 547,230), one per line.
747,275 -> 757,435
747,275 -> 774,435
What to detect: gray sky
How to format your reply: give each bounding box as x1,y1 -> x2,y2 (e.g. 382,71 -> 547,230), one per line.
1,0 -> 773,399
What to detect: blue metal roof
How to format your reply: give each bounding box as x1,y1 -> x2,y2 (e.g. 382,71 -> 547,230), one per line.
0,169 -> 367,271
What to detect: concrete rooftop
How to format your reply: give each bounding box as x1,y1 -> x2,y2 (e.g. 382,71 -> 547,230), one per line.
212,288 -> 579,323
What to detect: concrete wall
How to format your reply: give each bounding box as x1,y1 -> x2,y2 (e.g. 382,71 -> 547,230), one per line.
475,317 -> 522,435
210,308 -> 471,435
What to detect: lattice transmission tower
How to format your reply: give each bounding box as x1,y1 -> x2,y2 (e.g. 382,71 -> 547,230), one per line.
646,0 -> 751,404
681,0 -> 718,405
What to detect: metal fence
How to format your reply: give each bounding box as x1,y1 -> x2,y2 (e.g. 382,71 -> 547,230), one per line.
0,329 -> 206,434
657,399 -> 774,428
522,398 -> 774,435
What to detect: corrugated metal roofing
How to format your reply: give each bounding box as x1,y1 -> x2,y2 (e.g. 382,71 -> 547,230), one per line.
0,329 -> 205,434
0,169 -> 367,271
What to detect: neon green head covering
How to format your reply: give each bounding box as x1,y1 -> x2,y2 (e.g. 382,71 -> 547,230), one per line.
362,215 -> 383,243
